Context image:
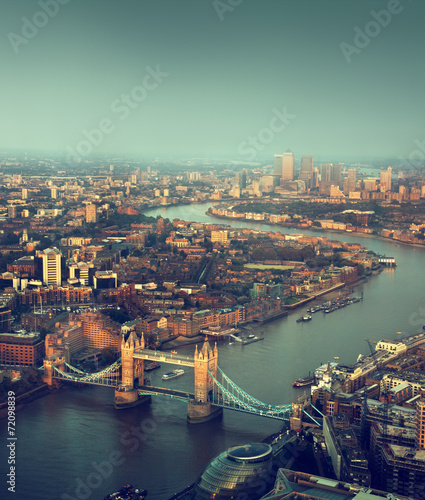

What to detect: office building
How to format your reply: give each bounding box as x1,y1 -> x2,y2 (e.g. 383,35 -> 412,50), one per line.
0,332 -> 45,366
39,247 -> 62,286
8,205 -> 17,219
363,178 -> 378,191
261,469 -> 412,499
211,230 -> 228,245
69,262 -> 94,286
273,154 -> 283,175
380,166 -> 392,192
93,271 -> 117,289
323,414 -> 371,486
299,155 -> 313,188
416,399 -> 425,449
281,152 -> 294,180
319,164 -> 342,194
343,168 -> 357,195
86,204 -> 97,223
239,169 -> 247,188
193,443 -> 274,499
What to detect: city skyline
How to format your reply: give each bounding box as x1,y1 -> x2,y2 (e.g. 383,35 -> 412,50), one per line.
1,0 -> 425,161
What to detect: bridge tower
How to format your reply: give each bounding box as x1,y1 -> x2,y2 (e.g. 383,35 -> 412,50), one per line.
114,331 -> 149,409
43,355 -> 66,387
187,338 -> 223,424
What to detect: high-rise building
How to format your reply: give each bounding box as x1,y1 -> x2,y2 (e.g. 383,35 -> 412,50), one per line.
343,168 -> 357,195
281,152 -> 294,180
8,205 -> 17,219
299,155 -> 313,187
273,154 -> 283,175
239,169 -> 247,188
380,166 -> 392,192
320,163 -> 332,181
347,168 -> 356,193
86,204 -> 97,223
51,188 -> 58,199
320,164 -> 341,184
416,399 -> 425,449
39,248 -> 62,286
69,262 -> 94,286
22,188 -> 28,200
363,178 -> 377,191
319,164 -> 342,194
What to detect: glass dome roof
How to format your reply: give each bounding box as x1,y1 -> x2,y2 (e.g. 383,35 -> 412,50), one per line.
192,443 -> 274,499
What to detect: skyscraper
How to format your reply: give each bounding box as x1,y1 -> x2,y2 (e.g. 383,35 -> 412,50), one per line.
380,166 -> 392,192
239,169 -> 247,188
273,154 -> 283,175
281,152 -> 294,180
39,248 -> 62,286
343,168 -> 357,195
299,155 -> 313,187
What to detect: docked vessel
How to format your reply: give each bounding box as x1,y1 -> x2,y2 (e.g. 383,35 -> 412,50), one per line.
144,361 -> 161,372
293,375 -> 315,387
297,315 -> 312,322
162,369 -> 184,380
241,335 -> 264,345
104,484 -> 147,500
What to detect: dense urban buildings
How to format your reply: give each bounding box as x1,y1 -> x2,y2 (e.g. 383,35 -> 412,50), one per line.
1,153 -> 425,499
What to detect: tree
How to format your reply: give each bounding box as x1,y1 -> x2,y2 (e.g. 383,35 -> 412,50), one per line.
101,346 -> 117,365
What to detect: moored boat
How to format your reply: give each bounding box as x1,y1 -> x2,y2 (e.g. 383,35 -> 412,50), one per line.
144,361 -> 161,372
293,375 -> 315,387
104,484 -> 147,500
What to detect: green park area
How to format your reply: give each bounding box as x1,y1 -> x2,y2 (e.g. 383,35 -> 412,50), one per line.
244,263 -> 294,270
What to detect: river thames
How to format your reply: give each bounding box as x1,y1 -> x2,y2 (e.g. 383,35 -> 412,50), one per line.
2,202 -> 425,500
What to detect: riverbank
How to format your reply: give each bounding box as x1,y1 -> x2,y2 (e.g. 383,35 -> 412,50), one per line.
0,384 -> 51,420
206,209 -> 425,250
161,334 -> 205,350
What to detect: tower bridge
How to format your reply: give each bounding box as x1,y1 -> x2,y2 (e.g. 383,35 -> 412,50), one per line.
44,332 -> 295,424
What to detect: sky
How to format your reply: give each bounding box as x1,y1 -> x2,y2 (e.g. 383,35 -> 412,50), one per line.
1,0 -> 425,162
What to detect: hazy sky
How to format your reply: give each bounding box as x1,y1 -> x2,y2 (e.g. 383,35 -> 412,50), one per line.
1,0 -> 425,161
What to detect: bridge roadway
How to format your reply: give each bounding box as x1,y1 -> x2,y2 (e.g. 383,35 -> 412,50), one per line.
133,349 -> 195,367
138,387 -> 290,420
138,385 -> 195,402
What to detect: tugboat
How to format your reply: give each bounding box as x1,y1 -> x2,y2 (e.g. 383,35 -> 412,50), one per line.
293,375 -> 316,387
104,484 -> 147,499
297,315 -> 312,322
